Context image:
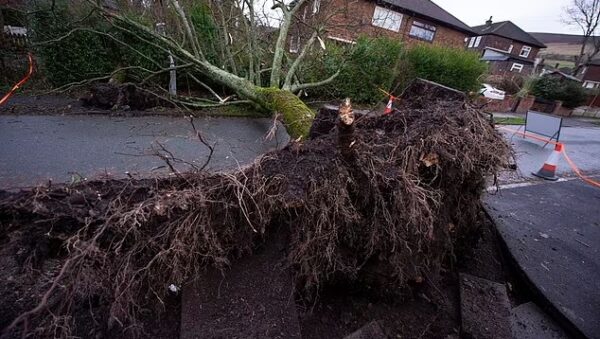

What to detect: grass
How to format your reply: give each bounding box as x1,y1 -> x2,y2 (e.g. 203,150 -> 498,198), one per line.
494,117 -> 526,125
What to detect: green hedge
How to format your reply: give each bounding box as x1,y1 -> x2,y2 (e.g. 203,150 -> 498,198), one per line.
31,1 -> 166,87
302,40 -> 487,104
301,36 -> 404,104
406,44 -> 487,92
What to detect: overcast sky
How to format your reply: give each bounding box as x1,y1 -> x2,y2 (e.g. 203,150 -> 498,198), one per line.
433,0 -> 581,34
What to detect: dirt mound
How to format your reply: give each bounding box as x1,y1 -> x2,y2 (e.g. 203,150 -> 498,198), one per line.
0,85 -> 510,337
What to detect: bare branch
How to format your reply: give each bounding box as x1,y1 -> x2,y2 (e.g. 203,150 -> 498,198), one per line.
283,30 -> 319,90
290,70 -> 341,93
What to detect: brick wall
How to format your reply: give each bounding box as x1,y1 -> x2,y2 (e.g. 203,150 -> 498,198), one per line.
581,65 -> 600,82
298,0 -> 468,49
487,60 -> 534,75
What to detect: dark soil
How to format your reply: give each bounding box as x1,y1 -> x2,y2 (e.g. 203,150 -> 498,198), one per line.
0,81 -> 512,338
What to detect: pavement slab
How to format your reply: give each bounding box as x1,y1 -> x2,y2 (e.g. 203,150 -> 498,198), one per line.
511,302 -> 571,339
459,273 -> 512,339
485,180 -> 600,339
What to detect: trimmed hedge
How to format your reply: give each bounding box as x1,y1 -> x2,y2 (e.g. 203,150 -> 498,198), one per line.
406,45 -> 487,92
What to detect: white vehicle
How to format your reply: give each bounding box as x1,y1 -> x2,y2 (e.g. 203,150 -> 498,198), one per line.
479,84 -> 506,100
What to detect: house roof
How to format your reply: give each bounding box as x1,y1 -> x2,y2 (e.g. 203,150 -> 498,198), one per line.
529,33 -> 595,45
587,58 -> 600,66
380,0 -> 474,34
543,70 -> 582,82
472,21 -> 546,48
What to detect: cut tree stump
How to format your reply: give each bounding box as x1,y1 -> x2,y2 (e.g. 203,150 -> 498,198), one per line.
459,273 -> 512,339
180,234 -> 301,339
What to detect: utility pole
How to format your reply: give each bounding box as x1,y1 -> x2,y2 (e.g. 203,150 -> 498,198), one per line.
156,22 -> 177,97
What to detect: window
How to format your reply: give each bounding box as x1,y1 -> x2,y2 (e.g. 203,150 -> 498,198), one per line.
508,45 -> 513,53
409,21 -> 437,42
312,0 -> 321,14
468,37 -> 476,48
520,45 -> 532,58
581,67 -> 588,76
372,6 -> 403,32
510,63 -> 524,73
474,36 -> 482,47
584,81 -> 599,89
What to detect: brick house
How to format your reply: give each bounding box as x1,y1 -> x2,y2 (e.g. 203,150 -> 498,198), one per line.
290,0 -> 474,51
468,19 -> 546,75
577,59 -> 600,89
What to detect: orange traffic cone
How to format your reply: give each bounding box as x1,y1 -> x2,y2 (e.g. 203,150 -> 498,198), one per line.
384,96 -> 394,115
532,143 -> 563,181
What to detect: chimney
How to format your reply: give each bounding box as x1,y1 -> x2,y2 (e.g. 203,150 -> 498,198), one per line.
486,16 -> 493,26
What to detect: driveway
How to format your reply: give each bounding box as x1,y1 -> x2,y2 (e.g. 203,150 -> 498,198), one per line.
0,115 -> 289,189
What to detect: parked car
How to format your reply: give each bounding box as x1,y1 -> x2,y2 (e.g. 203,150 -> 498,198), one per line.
480,84 -> 506,100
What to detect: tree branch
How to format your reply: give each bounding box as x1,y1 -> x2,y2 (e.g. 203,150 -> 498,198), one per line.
290,70 -> 340,93
283,30 -> 318,90
269,0 -> 309,87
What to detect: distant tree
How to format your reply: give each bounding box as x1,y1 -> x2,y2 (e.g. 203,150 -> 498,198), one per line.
564,0 -> 600,74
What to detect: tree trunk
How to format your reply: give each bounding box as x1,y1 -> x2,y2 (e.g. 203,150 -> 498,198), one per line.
190,63 -> 314,139
254,87 -> 315,139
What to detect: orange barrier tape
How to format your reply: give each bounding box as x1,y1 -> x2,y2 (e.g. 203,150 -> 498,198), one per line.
498,125 -> 600,189
0,53 -> 34,106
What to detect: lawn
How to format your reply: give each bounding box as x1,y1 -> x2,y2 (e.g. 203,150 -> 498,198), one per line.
494,116 -> 526,125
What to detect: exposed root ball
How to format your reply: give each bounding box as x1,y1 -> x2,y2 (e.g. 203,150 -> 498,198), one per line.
0,98 -> 509,337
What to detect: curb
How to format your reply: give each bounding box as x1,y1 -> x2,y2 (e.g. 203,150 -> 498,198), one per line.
482,205 -> 587,339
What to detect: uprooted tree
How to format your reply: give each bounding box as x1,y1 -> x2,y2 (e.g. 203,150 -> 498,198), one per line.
30,0 -> 348,138
0,82 -> 511,338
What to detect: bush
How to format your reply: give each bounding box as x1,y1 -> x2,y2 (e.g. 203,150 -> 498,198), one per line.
486,75 -> 524,95
301,36 -> 404,104
406,45 -> 487,92
31,3 -> 115,86
30,1 -> 166,87
531,77 -> 587,108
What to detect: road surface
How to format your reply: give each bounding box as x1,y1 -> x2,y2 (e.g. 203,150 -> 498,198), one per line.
0,115 -> 289,189
500,125 -> 600,180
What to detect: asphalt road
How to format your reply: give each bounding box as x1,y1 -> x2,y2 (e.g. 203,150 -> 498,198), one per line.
0,115 -> 289,189
485,179 -> 600,339
501,125 -> 600,179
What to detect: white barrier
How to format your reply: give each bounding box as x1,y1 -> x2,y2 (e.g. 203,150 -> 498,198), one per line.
525,111 -> 563,146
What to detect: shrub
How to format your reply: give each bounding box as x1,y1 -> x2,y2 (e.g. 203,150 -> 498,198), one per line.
406,45 -> 487,92
30,3 -> 115,86
30,1 -> 166,87
486,75 -> 524,95
301,36 -> 404,104
531,77 -> 587,108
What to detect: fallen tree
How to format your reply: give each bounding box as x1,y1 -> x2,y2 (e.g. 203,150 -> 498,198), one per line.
31,0 -> 345,139
0,85 -> 509,337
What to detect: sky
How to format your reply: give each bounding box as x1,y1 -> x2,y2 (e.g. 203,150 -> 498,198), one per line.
433,0 -> 582,34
